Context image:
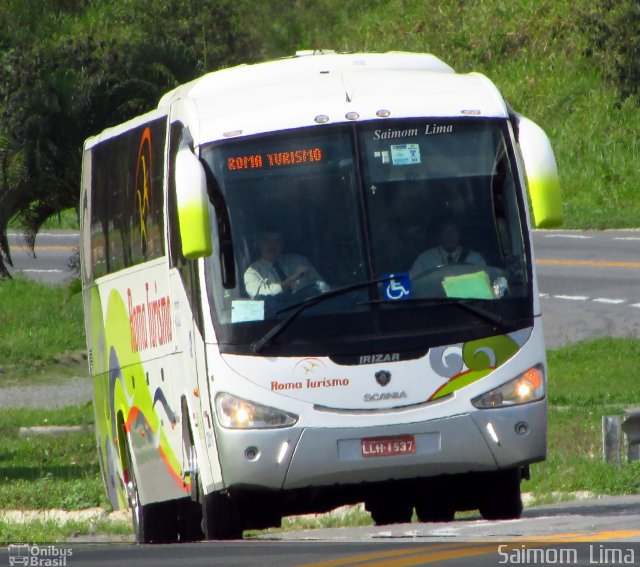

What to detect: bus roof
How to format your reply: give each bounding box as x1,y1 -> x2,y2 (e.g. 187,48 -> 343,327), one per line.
159,51 -> 509,145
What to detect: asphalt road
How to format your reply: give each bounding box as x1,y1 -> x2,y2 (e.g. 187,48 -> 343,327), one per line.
6,229 -> 79,284
1,496 -> 639,566
534,229 -> 640,347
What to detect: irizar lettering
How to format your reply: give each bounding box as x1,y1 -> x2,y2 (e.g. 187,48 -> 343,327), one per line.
359,353 -> 400,364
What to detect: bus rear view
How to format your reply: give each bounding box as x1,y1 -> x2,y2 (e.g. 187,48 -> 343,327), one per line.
81,51 -> 562,542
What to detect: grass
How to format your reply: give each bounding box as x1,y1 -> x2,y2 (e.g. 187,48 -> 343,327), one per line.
0,277 -> 86,381
8,209 -> 79,232
526,339 -> 640,498
286,0 -> 640,229
0,406 -> 107,513
0,407 -> 129,544
0,518 -> 131,545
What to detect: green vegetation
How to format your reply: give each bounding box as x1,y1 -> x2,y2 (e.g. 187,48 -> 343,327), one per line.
0,406 -> 106,512
0,518 -> 131,546
527,339 -> 640,498
0,277 -> 85,382
1,0 -> 640,277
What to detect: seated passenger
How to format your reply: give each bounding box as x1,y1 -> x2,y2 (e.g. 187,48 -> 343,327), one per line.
244,228 -> 327,299
409,217 -> 485,279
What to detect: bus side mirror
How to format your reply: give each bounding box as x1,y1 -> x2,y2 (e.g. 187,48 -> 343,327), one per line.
517,117 -> 563,229
174,146 -> 213,259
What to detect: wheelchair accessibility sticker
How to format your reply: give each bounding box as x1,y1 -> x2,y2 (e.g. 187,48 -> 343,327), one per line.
383,273 -> 412,301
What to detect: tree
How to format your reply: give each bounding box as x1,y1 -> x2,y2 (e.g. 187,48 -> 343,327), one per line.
0,0 -> 266,277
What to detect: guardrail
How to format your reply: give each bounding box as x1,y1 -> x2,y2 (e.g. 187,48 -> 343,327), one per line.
603,408 -> 640,464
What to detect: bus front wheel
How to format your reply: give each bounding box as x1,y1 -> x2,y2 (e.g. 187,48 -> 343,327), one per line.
199,483 -> 244,540
365,492 -> 413,525
478,468 -> 523,520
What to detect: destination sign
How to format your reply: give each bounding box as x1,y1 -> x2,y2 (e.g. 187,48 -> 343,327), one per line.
226,147 -> 323,171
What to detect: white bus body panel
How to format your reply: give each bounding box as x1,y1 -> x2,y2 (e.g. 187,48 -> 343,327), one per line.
208,320 -> 546,491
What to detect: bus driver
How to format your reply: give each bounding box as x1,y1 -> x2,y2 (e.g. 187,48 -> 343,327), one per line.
409,217 -> 485,279
244,228 -> 326,299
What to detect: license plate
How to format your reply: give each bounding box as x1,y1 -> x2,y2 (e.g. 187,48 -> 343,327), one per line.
361,435 -> 416,458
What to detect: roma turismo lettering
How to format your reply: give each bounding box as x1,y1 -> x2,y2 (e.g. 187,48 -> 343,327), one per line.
127,283 -> 173,353
270,378 -> 350,391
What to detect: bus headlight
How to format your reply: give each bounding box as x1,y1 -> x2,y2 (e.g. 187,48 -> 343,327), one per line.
471,365 -> 545,409
215,393 -> 298,429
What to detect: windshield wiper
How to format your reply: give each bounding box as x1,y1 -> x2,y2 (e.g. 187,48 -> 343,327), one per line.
360,296 -> 512,329
251,275 -> 393,353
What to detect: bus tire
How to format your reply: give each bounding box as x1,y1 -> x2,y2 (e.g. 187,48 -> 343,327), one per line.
177,497 -> 204,542
415,478 -> 456,523
478,468 -> 523,520
177,409 -> 204,541
365,494 -> 413,526
125,444 -> 179,543
199,483 -> 244,540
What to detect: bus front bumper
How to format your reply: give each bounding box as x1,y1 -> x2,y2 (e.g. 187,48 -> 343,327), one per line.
214,401 -> 546,491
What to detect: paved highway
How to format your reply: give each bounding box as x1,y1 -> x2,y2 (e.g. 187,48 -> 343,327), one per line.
0,496 -> 638,566
534,229 -> 640,348
7,230 -> 79,285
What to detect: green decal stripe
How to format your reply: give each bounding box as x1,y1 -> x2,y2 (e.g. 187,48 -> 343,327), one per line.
429,334 -> 520,400
429,368 -> 492,400
97,288 -> 187,502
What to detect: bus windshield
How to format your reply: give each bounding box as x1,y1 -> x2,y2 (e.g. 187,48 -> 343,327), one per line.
200,118 -> 532,356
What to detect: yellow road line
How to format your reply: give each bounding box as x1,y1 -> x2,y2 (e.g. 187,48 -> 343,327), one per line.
298,543 -> 495,567
298,530 -> 640,567
537,259 -> 640,268
11,245 -> 76,252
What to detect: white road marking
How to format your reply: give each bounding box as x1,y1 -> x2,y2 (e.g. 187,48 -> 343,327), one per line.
614,237 -> 640,241
19,269 -> 64,273
542,294 -> 640,307
8,231 -> 79,238
542,234 -> 592,239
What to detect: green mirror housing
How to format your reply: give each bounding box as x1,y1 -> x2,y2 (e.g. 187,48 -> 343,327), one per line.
175,146 -> 213,259
517,116 -> 563,229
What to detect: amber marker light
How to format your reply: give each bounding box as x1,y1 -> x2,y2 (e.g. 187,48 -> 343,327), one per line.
472,365 -> 546,409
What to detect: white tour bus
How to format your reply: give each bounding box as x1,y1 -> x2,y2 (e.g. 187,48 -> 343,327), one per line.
80,51 -> 563,542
